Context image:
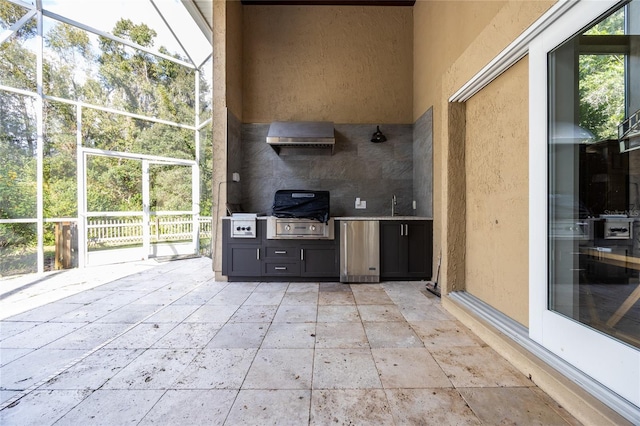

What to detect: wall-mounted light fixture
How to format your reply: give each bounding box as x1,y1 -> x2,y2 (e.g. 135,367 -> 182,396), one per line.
370,126 -> 387,143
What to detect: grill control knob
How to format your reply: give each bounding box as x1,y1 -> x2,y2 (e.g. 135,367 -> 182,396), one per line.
285,225 -> 291,231
236,226 -> 241,231
310,225 -> 316,231
246,226 -> 251,231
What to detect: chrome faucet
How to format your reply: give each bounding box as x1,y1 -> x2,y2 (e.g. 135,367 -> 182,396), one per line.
391,194 -> 397,216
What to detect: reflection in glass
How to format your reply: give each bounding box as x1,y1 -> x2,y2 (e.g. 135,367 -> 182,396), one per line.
548,1 -> 640,349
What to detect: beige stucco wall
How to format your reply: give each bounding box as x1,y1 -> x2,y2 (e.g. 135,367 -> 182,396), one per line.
243,6 -> 413,124
413,0 -> 511,299
226,1 -> 243,119
413,0 -> 555,325
413,1 -> 506,121
465,58 -> 530,326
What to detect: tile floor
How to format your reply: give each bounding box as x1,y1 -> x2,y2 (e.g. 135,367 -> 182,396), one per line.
0,257 -> 581,425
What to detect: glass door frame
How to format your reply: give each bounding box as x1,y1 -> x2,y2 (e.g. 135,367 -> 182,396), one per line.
144,160 -> 200,259
79,147 -> 198,267
529,0 -> 640,407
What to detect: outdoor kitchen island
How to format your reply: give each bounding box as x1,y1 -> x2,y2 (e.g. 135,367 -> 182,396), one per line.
221,217 -> 433,282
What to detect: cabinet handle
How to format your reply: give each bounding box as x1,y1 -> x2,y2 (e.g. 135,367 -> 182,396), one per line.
275,250 -> 287,254
343,223 -> 348,275
404,224 -> 409,236
256,248 -> 260,260
300,248 -> 304,260
274,266 -> 287,270
400,224 -> 404,237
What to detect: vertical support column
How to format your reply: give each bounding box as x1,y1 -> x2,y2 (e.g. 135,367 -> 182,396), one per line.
211,0 -> 230,278
76,104 -> 86,268
142,160 -> 150,260
35,9 -> 44,273
192,164 -> 200,255
193,70 -> 201,255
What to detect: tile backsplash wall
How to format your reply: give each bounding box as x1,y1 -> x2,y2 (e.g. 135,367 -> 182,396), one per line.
227,111 -> 242,206
240,123 -> 416,217
413,107 -> 433,217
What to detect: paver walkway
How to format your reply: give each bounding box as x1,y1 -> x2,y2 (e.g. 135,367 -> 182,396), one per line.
0,257 -> 580,425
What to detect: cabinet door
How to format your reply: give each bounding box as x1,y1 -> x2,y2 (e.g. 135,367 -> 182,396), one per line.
301,245 -> 338,277
227,246 -> 262,277
406,221 -> 432,277
380,220 -> 433,279
380,221 -> 404,278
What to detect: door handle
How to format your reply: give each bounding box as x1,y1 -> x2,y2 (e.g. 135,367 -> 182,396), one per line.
256,248 -> 260,260
343,223 -> 348,275
300,248 -> 304,260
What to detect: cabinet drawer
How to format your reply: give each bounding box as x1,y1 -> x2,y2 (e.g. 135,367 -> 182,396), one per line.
265,246 -> 299,259
263,261 -> 300,276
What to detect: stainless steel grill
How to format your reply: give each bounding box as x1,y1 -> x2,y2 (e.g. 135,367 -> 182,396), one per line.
266,217 -> 334,240
267,190 -> 333,240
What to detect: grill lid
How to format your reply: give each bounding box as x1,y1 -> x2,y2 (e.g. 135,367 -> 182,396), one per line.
272,190 -> 330,224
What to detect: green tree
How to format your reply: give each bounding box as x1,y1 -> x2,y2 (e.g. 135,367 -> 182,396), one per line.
579,9 -> 626,141
44,22 -> 92,99
0,1 -> 36,37
0,2 -> 39,262
1,7 -> 212,270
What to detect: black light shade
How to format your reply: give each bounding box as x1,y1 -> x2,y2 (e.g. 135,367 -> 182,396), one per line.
371,126 -> 387,143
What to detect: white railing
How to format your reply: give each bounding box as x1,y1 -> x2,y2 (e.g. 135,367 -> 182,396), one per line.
87,216 -> 212,246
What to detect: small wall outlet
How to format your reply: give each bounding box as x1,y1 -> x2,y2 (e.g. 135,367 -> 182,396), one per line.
232,172 -> 240,182
355,198 -> 367,209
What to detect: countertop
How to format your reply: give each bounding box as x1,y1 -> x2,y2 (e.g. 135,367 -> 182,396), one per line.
335,216 -> 432,221
222,216 -> 433,220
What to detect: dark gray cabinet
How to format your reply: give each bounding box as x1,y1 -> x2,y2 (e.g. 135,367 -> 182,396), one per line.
222,220 -> 262,277
380,220 -> 432,279
263,244 -> 301,277
222,219 -> 339,280
223,219 -> 430,281
228,246 -> 262,276
262,242 -> 338,277
300,244 -> 338,277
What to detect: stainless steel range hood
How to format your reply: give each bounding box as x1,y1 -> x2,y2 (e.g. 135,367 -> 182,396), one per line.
266,121 -> 335,155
